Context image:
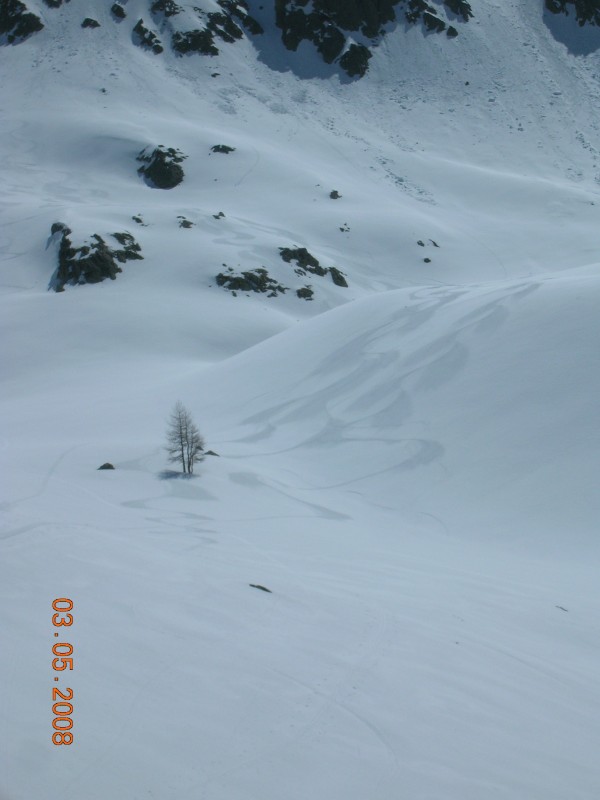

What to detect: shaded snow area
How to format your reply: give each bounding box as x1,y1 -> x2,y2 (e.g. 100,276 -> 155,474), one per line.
1,1 -> 600,798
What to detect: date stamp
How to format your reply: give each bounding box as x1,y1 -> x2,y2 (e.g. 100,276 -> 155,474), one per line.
51,598 -> 74,745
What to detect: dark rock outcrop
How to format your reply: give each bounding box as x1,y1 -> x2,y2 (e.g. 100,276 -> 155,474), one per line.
280,247 -> 348,287
211,144 -> 236,154
275,0 -> 470,76
0,0 -> 43,44
339,43 -> 371,77
50,224 -> 143,291
82,17 -> 100,28
137,146 -> 186,189
111,3 -> 126,21
98,463 -> 115,470
216,267 -> 288,296
133,19 -> 164,53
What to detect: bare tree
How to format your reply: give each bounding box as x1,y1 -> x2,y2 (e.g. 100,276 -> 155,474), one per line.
165,401 -> 205,474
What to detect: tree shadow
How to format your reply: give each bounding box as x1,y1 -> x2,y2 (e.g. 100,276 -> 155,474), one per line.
157,470 -> 197,480
542,4 -> 600,55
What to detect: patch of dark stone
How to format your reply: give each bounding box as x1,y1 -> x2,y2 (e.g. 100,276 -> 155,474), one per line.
98,463 -> 115,470
137,146 -> 186,189
279,247 -> 348,287
151,0 -> 181,18
444,0 -> 473,22
249,584 -> 272,593
296,286 -> 314,300
132,214 -> 147,225
177,216 -> 193,228
111,3 -> 126,21
50,223 -> 143,291
217,0 -> 264,35
210,144 -> 236,154
82,17 -> 100,28
213,211 -> 226,219
329,190 -> 341,199
43,0 -> 68,7
172,28 -> 219,55
133,19 -> 164,53
339,43 -> 371,77
216,267 -> 288,297
0,0 -> 44,44
205,450 -> 220,456
274,0 -> 467,78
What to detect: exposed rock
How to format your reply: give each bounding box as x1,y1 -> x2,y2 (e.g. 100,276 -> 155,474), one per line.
280,247 -> 348,287
133,19 -> 164,53
172,28 -> 219,55
137,146 -> 186,189
296,286 -> 314,300
211,144 -> 236,154
249,584 -> 272,592
279,247 -> 323,272
329,190 -> 342,199
217,0 -> 264,35
82,17 -> 100,28
216,267 -> 288,296
213,211 -> 226,219
444,0 -> 473,22
423,11 -> 446,32
98,463 -> 115,470
43,0 -> 68,7
205,450 -> 220,456
446,24 -> 458,37
0,0 -> 44,44
151,0 -> 182,17
329,266 -> 348,287
339,43 -> 372,77
177,216 -> 193,228
111,3 -> 126,20
50,225 -> 143,291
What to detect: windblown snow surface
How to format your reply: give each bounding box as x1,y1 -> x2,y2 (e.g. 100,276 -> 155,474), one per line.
1,2 -> 600,798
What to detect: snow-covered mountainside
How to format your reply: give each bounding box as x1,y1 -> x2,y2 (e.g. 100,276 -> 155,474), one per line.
1,3 -> 600,799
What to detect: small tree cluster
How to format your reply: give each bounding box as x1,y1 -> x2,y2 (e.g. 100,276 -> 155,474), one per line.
165,401 -> 204,474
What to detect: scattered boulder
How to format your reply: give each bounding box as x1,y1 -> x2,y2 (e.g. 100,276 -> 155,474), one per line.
111,3 -> 126,20
172,28 -> 219,55
279,247 -> 324,273
339,44 -> 372,78
329,266 -> 348,287
133,19 -> 164,53
217,0 -> 264,35
249,584 -> 272,593
296,286 -> 314,300
137,146 -> 186,189
280,247 -> 348,288
98,463 -> 115,470
177,216 -> 193,228
50,224 -> 143,291
0,0 -> 43,44
205,450 -> 220,456
329,190 -> 342,199
213,211 -> 226,219
211,144 -> 236,154
444,0 -> 473,22
216,267 -> 288,296
151,0 -> 181,18
82,17 -> 100,28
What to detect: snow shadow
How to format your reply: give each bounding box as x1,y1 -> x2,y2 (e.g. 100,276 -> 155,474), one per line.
157,470 -> 197,480
542,7 -> 600,55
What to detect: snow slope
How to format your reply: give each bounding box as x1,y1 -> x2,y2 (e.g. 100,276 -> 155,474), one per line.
1,2 -> 600,798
